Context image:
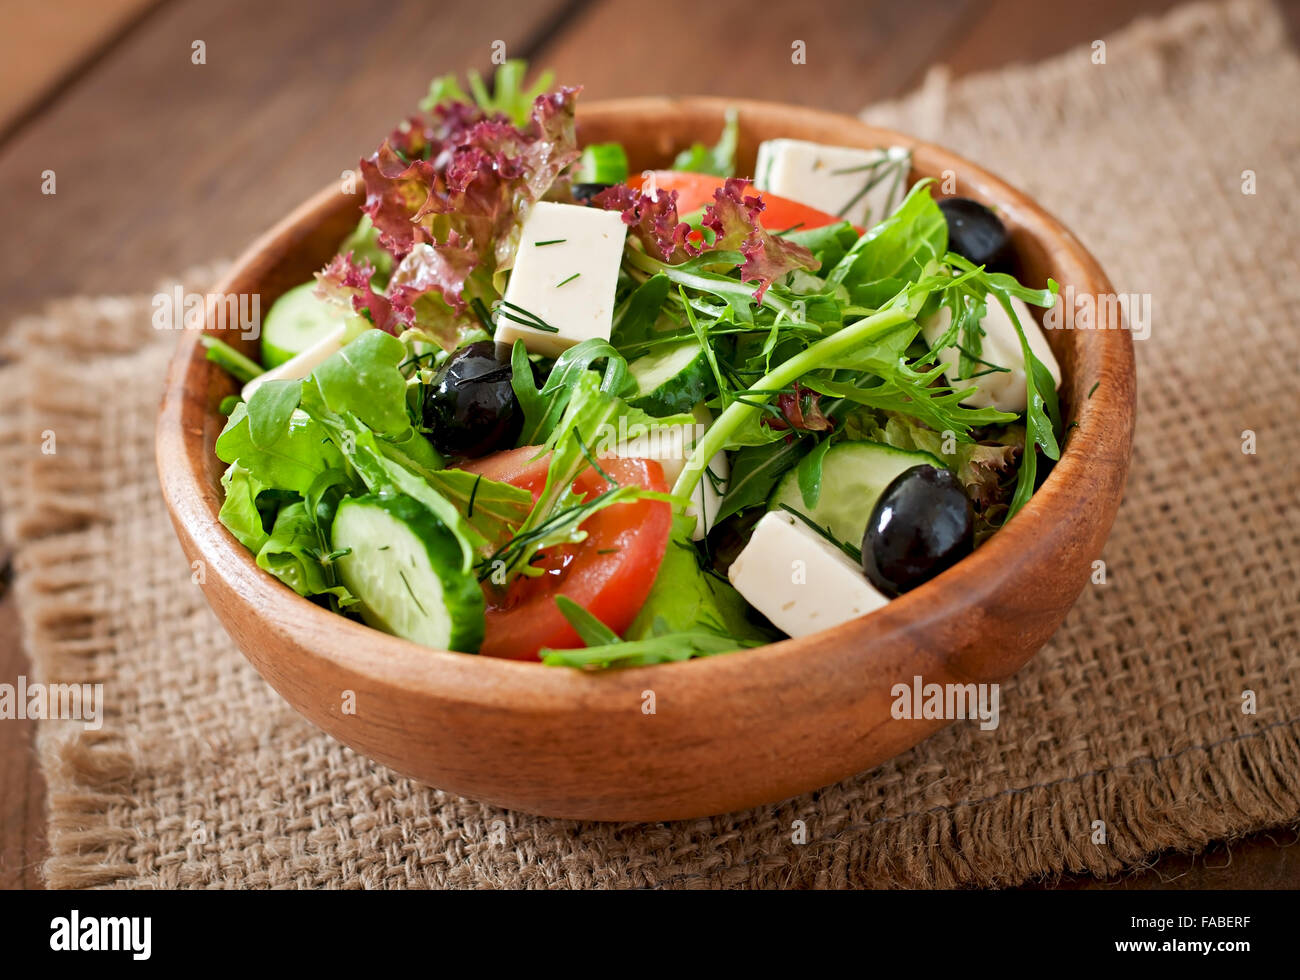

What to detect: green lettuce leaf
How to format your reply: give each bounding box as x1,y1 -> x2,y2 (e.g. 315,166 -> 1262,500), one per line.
219,463 -> 271,553
828,179 -> 947,308
215,398 -> 345,495
623,514 -> 773,644
670,108 -> 738,177
255,501 -> 357,608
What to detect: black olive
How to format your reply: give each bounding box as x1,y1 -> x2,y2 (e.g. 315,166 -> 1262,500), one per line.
422,341 -> 522,458
572,182 -> 614,202
938,197 -> 1013,272
862,465 -> 974,597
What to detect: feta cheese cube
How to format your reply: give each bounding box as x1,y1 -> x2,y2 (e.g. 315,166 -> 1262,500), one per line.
754,139 -> 911,228
619,403 -> 724,540
921,293 -> 1062,414
496,202 -> 628,357
728,511 -> 890,638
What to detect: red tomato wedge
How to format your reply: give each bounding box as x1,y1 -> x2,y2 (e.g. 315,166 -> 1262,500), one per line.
458,446 -> 672,661
627,171 -> 853,233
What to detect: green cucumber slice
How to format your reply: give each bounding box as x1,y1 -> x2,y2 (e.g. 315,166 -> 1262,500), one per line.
768,440 -> 942,548
332,494 -> 484,652
574,142 -> 629,184
261,281 -> 351,369
627,341 -> 710,415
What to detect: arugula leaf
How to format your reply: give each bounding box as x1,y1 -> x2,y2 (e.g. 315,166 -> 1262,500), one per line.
541,629 -> 760,669
713,437 -> 804,522
783,221 -> 859,271
509,340 -> 549,446
611,273 -> 671,349
670,297 -> 923,499
670,108 -> 739,177
554,595 -> 621,646
512,337 -> 630,446
801,371 -> 1015,440
502,371 -> 624,577
304,468 -> 357,533
996,291 -> 1063,517
304,404 -> 487,568
423,467 -> 532,550
493,371 -> 685,581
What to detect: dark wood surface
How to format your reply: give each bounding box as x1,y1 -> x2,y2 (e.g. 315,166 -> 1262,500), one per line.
2,0 -> 1297,888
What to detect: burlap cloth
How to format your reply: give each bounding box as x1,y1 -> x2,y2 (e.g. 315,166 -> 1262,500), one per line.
2,0 -> 1297,889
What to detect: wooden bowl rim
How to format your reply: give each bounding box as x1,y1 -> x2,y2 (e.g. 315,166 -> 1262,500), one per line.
157,95 -> 1133,711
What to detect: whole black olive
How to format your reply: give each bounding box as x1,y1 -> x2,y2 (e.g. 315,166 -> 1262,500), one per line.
862,465 -> 974,597
938,197 -> 1013,272
422,341 -> 522,458
572,182 -> 614,202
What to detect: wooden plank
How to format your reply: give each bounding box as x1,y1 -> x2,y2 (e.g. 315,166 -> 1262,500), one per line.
534,0 -> 983,113
935,0 -> 1188,82
0,0 -> 163,137
0,0 -> 573,318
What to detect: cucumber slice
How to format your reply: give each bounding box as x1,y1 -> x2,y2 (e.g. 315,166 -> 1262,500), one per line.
332,494 -> 484,652
574,142 -> 629,184
261,282 -> 351,369
768,440 -> 942,548
627,341 -> 710,415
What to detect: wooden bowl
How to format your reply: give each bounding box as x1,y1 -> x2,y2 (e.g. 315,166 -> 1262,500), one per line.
157,98 -> 1135,821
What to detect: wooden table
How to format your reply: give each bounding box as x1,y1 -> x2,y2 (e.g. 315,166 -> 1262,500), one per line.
2,0 -> 1298,890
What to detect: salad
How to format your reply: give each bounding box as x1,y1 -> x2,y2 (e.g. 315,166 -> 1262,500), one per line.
204,63 -> 1064,669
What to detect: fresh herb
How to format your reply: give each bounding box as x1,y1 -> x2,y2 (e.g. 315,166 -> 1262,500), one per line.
779,504 -> 863,565
201,336 -> 264,385
670,108 -> 739,177
421,59 -> 554,128
553,595 -> 620,646
555,272 -> 581,287
496,300 -> 560,333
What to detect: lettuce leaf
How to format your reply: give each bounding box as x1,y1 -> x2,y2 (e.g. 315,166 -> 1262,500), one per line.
623,513 -> 774,643
828,179 -> 947,308
255,501 -> 357,609
670,108 -> 739,177
215,397 -> 345,496
595,178 -> 818,301
219,463 -> 272,553
542,515 -> 771,671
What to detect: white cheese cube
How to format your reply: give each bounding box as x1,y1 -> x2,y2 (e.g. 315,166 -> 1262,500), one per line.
496,202 -> 628,357
728,511 -> 890,638
619,403 -> 724,540
921,294 -> 1062,414
754,139 -> 911,228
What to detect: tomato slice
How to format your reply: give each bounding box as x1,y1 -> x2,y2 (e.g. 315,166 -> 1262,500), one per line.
458,447 -> 672,661
628,171 -> 853,233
